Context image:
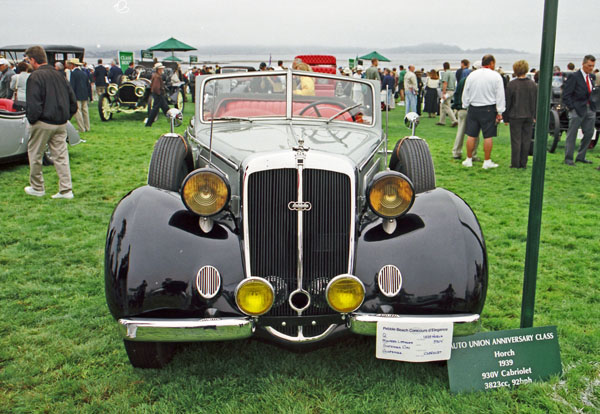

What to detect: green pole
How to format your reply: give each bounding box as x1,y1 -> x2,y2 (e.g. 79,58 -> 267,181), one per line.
521,0 -> 559,328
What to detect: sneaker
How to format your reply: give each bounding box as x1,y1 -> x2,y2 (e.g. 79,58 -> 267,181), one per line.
462,158 -> 473,167
24,186 -> 45,197
51,191 -> 74,199
451,121 -> 458,127
482,160 -> 499,169
435,122 -> 445,126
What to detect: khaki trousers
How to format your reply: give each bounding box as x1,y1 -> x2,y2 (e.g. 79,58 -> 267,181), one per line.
452,109 -> 478,158
27,121 -> 72,193
439,90 -> 457,124
74,100 -> 90,132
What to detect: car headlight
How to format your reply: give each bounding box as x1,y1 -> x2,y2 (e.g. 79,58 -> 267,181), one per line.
181,169 -> 230,216
135,86 -> 145,97
107,84 -> 118,96
235,277 -> 274,316
367,171 -> 415,219
326,275 -> 365,313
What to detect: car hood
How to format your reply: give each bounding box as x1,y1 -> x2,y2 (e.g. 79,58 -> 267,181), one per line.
195,122 -> 383,168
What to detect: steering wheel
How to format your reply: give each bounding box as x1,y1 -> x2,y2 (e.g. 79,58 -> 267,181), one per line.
298,100 -> 346,117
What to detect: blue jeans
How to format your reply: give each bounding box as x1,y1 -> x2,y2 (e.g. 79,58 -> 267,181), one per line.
405,90 -> 417,114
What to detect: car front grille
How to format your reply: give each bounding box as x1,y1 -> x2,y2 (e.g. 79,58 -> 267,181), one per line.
247,168 -> 352,337
118,84 -> 137,103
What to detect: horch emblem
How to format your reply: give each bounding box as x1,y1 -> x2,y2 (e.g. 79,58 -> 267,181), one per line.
288,201 -> 312,211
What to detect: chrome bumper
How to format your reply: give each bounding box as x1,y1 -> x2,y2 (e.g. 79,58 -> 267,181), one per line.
118,313 -> 480,342
349,313 -> 481,337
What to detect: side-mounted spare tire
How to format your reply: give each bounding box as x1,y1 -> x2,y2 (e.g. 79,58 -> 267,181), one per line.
389,138 -> 436,193
148,134 -> 191,191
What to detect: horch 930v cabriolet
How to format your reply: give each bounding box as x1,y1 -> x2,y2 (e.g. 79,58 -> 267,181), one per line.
105,68 -> 488,368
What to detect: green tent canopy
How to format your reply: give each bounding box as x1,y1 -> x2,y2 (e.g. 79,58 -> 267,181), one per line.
163,55 -> 182,62
358,51 -> 390,62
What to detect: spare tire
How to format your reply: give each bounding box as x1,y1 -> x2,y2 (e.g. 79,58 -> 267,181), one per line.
148,134 -> 190,191
390,138 -> 436,193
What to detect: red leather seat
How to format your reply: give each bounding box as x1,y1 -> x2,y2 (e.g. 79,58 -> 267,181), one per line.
215,99 -> 353,122
0,98 -> 15,112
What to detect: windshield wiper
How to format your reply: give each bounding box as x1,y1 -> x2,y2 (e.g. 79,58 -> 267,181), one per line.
327,103 -> 361,123
211,116 -> 253,122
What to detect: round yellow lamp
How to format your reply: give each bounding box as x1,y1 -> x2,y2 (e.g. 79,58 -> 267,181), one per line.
235,277 -> 274,316
368,172 -> 415,219
181,169 -> 230,217
326,275 -> 365,313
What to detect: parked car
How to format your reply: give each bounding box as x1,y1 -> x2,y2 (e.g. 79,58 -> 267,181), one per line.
0,44 -> 84,67
105,69 -> 488,368
98,66 -> 184,121
0,98 -> 81,165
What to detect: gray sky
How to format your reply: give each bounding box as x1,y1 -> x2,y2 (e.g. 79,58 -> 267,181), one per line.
1,0 -> 598,54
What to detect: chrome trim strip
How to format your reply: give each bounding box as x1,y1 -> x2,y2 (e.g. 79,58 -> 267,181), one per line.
119,317 -> 254,342
191,135 -> 239,170
265,324 -> 337,343
349,313 -> 481,336
294,145 -> 306,313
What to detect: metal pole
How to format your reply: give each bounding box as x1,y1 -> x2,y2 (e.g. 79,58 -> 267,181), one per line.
521,0 -> 559,328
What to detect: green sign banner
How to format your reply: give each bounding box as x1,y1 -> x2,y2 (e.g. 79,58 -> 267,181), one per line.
447,326 -> 561,393
141,50 -> 153,60
189,55 -> 198,64
118,51 -> 134,71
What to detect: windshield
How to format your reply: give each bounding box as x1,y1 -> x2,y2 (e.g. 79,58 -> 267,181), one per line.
201,72 -> 374,125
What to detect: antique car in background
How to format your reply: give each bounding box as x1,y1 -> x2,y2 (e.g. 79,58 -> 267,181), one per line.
0,99 -> 81,165
105,69 -> 488,368
0,44 -> 84,67
99,66 -> 185,121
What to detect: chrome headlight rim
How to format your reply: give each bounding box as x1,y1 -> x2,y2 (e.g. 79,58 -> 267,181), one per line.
107,84 -> 118,96
235,276 -> 275,316
134,85 -> 145,97
180,168 -> 231,217
325,274 -> 366,314
367,171 -> 415,219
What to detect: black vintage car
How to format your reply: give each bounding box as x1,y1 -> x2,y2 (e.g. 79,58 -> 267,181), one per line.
105,70 -> 487,368
99,66 -> 185,121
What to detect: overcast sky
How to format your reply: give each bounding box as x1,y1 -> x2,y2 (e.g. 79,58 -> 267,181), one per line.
1,0 -> 598,54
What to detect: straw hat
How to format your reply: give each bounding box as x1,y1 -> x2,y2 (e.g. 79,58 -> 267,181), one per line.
67,58 -> 82,66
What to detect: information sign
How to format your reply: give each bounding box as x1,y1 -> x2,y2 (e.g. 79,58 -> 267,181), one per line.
447,326 -> 561,393
118,51 -> 134,71
189,55 -> 198,64
141,50 -> 153,60
376,321 -> 454,362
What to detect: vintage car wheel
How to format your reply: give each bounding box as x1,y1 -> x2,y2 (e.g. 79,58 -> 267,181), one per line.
547,108 -> 561,153
175,90 -> 184,111
123,340 -> 175,368
148,135 -> 190,191
390,138 -> 436,193
298,100 -> 345,117
98,94 -> 113,122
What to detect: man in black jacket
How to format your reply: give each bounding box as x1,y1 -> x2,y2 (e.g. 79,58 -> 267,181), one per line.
68,58 -> 91,132
24,46 -> 77,199
562,55 -> 596,165
94,59 -> 108,98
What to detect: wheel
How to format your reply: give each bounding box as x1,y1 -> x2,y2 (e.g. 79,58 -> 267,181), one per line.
148,135 -> 190,191
298,100 -> 345,117
175,89 -> 184,111
98,94 -> 113,121
123,340 -> 175,368
390,138 -> 436,193
547,109 -> 561,153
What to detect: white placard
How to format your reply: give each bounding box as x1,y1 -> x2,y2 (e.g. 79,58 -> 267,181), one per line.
376,321 -> 454,362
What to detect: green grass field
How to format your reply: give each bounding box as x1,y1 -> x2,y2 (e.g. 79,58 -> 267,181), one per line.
1,98 -> 599,413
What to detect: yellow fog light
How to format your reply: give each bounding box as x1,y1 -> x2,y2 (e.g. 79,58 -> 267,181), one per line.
326,275 -> 365,313
235,277 -> 274,316
367,171 -> 415,219
181,169 -> 230,216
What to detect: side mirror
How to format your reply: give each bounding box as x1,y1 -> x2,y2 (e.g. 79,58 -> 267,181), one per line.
167,108 -> 183,132
404,112 -> 420,136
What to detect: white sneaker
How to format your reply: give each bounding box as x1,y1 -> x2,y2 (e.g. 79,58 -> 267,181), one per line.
52,191 -> 74,199
462,158 -> 473,167
24,186 -> 45,197
482,160 -> 499,169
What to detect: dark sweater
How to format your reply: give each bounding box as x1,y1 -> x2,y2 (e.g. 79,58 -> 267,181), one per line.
26,65 -> 77,125
504,77 -> 537,122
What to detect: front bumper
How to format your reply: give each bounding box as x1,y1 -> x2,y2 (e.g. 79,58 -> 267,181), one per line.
119,313 -> 480,342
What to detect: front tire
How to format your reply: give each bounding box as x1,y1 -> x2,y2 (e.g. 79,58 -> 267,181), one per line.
99,94 -> 113,122
148,135 -> 190,191
123,340 -> 175,369
547,109 -> 561,153
390,138 -> 436,193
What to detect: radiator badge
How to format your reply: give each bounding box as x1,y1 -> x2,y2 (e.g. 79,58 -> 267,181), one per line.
288,201 -> 312,211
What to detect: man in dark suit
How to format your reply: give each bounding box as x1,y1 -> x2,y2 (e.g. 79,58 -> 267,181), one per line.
562,55 -> 596,165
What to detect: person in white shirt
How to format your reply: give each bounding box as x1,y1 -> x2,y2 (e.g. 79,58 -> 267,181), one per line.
461,54 -> 505,169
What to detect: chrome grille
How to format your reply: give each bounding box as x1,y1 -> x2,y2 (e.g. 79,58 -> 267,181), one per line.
118,84 -> 137,103
378,265 -> 402,297
247,168 -> 352,331
196,266 -> 221,299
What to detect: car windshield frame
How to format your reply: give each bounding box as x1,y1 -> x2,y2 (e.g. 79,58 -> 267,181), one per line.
198,70 -> 377,127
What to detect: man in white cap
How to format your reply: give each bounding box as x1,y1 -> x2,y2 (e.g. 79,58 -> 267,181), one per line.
146,63 -> 170,127
0,57 -> 16,99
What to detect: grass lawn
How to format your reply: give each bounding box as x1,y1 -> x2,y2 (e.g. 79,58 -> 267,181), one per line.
0,98 -> 599,413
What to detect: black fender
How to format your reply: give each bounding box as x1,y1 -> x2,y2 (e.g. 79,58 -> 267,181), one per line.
104,186 -> 246,319
354,188 -> 487,315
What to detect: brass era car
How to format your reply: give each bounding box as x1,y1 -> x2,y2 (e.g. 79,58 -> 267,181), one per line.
105,69 -> 488,368
98,66 -> 185,121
